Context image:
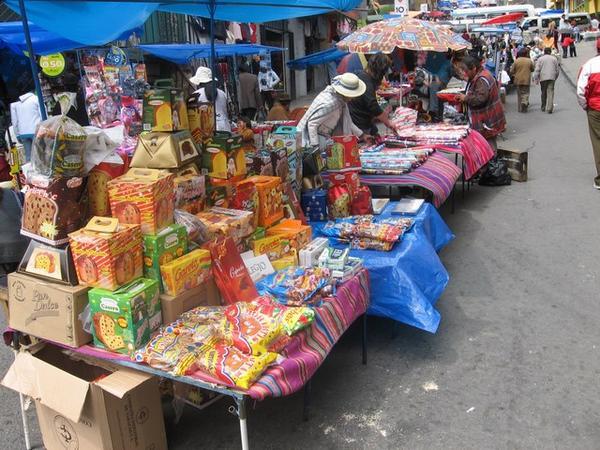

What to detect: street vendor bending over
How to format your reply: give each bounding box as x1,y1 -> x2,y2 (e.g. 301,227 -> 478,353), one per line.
455,55 -> 506,151
298,73 -> 367,148
349,53 -> 394,136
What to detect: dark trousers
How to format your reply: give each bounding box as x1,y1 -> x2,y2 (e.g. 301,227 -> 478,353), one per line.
569,43 -> 577,57
586,109 -> 600,183
562,46 -> 568,58
540,80 -> 555,112
241,108 -> 257,120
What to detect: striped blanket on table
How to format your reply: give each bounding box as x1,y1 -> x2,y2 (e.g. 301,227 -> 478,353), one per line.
359,152 -> 461,207
434,130 -> 495,180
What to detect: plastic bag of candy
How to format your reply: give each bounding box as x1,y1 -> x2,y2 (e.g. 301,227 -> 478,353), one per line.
174,209 -> 213,246
256,267 -> 331,306
252,296 -> 315,335
188,340 -> 278,389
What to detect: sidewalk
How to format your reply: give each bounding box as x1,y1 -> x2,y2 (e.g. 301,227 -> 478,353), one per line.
560,40 -> 596,86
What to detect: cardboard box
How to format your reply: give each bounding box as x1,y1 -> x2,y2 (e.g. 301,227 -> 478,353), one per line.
130,131 -> 199,169
160,279 -> 220,324
187,99 -> 214,144
196,207 -> 255,242
8,272 -> 91,347
245,175 -> 284,228
498,148 -> 528,182
143,87 -> 189,132
143,224 -> 188,292
108,169 -> 175,235
69,218 -> 143,291
160,249 -> 212,297
2,345 -> 167,450
266,219 -> 312,251
174,171 -> 206,215
88,278 -> 161,355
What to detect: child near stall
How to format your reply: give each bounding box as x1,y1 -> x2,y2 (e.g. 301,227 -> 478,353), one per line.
561,35 -> 574,59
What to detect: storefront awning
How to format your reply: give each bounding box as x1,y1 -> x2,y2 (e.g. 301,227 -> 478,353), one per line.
139,43 -> 283,64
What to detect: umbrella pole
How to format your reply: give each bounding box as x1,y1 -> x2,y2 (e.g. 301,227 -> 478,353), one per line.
18,0 -> 47,120
209,0 -> 217,128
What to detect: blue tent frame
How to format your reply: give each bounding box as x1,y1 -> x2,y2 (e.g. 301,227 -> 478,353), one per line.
139,43 -> 283,64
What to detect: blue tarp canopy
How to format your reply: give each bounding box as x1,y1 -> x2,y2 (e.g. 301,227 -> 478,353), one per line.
139,43 -> 282,64
6,0 -> 362,46
0,21 -> 140,55
287,47 -> 348,70
313,203 -> 453,333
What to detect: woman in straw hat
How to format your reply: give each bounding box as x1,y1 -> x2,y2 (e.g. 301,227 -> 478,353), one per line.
298,72 -> 369,148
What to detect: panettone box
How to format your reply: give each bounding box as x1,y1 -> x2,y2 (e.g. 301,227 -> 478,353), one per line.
130,130 -> 199,169
108,168 -> 175,235
69,217 -> 143,291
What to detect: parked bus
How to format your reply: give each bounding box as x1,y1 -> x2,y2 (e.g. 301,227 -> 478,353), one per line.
451,4 -> 537,28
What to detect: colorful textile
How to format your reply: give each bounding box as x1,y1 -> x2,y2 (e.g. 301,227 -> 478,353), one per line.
359,144 -> 432,175
246,269 -> 370,400
434,129 -> 495,180
359,152 -> 461,207
395,123 -> 470,146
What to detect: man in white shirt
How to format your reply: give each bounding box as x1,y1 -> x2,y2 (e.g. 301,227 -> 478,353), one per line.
10,86 -> 41,162
257,63 -> 280,110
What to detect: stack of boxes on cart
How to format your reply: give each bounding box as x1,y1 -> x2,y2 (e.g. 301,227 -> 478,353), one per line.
2,83 -> 370,449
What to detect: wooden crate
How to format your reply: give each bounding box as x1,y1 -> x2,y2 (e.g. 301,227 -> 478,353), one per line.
498,148 -> 528,182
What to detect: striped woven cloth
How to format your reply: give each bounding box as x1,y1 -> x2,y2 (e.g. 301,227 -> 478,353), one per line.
247,269 -> 370,400
434,130 -> 495,180
359,152 -> 461,207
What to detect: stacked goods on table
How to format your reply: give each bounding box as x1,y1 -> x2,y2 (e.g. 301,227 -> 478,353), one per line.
396,123 -> 470,147
359,144 -> 433,175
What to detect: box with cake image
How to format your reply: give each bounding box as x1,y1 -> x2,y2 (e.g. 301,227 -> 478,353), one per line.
88,278 -> 160,355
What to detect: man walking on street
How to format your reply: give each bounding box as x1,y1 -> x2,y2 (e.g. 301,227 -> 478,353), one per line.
577,39 -> 600,189
511,48 -> 535,112
534,47 -> 559,113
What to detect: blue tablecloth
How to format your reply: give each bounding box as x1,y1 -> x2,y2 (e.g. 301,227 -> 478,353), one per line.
312,203 -> 453,333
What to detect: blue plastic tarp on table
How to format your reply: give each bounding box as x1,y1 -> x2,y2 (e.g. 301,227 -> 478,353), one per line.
140,43 -> 283,64
312,202 -> 454,333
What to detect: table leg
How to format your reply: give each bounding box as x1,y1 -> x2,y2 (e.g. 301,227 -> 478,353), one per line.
462,159 -> 466,200
236,397 -> 249,450
362,313 -> 368,366
302,380 -> 312,422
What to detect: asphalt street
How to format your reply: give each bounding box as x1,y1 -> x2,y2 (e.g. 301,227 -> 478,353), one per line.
1,48 -> 600,449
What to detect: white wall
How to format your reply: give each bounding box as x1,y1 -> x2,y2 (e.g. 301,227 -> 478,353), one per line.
287,19 -> 308,98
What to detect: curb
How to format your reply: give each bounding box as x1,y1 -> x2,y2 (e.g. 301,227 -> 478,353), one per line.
561,63 -> 578,90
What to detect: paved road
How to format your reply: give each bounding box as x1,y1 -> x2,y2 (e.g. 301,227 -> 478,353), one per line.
1,53 -> 599,449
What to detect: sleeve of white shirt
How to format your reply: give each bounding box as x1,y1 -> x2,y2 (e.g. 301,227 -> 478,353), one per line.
10,102 -> 19,137
577,61 -> 591,109
270,71 -> 280,88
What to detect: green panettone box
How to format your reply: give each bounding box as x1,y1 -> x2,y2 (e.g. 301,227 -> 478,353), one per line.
88,278 -> 161,355
143,223 -> 188,291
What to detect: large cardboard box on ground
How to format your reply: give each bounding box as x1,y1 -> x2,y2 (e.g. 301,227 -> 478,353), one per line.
8,272 -> 91,347
498,148 -> 528,182
160,278 -> 221,324
2,345 -> 167,450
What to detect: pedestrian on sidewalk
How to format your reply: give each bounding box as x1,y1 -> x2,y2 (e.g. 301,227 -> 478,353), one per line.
510,48 -> 534,112
238,63 -> 263,120
534,47 -> 560,113
561,34 -> 574,59
455,55 -> 506,151
576,39 -> 600,189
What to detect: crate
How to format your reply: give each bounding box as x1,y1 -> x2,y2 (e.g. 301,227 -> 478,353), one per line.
498,148 -> 528,182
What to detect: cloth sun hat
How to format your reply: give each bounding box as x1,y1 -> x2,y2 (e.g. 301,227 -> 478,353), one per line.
331,73 -> 366,98
190,66 -> 216,85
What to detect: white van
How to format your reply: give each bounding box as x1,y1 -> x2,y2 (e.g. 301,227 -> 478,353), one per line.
521,13 -> 592,33
451,4 -> 537,28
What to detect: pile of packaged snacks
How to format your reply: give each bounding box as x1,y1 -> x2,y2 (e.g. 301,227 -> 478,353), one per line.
256,266 -> 332,306
135,296 -> 315,388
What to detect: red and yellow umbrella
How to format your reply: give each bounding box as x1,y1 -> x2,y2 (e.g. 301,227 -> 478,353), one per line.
337,17 -> 471,53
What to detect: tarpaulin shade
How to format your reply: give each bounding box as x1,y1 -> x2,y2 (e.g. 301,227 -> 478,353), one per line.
140,43 -> 283,64
287,47 -> 348,70
0,21 -> 140,55
7,0 -> 363,46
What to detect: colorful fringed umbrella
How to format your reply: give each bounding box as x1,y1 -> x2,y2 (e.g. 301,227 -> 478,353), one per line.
337,17 -> 471,54
336,53 -> 368,74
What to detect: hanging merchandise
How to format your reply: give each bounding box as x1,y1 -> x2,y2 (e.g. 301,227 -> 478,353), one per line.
105,46 -> 128,67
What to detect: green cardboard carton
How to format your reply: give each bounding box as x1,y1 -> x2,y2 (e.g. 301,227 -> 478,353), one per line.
143,223 -> 188,291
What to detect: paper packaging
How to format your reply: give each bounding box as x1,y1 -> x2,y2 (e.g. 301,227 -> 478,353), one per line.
88,278 -> 161,355
143,224 -> 188,292
245,175 -> 284,228
69,217 -> 143,291
209,237 -> 259,304
21,174 -> 86,246
266,219 -> 312,251
18,240 -> 79,285
2,345 -> 167,450
329,135 -> 360,169
143,87 -> 189,132
87,150 -> 129,218
187,98 -> 214,144
130,131 -> 199,169
108,168 -> 175,235
241,252 -> 275,282
174,167 -> 206,214
202,132 -> 245,180
299,237 -> 329,267
8,272 -> 91,347
252,235 -> 292,261
270,148 -> 289,182
196,207 -> 255,243
160,279 -> 220,324
160,248 -> 212,297
301,189 -> 328,222
318,247 -> 349,271
245,149 -> 274,177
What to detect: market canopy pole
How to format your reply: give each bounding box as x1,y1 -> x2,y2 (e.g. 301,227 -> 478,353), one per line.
209,0 -> 217,126
17,0 -> 47,120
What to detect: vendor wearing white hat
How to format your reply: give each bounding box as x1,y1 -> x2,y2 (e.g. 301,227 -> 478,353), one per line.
298,72 -> 369,148
189,66 -> 231,132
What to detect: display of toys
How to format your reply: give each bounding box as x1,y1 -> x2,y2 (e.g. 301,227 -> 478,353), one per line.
88,278 -> 161,355
69,217 -> 143,291
160,248 -> 212,297
108,168 -> 175,235
143,84 -> 189,132
245,175 -> 284,228
130,131 -> 200,169
21,174 -> 87,246
143,224 -> 189,292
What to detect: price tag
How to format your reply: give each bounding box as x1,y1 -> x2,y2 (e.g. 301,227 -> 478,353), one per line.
39,53 -> 65,77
